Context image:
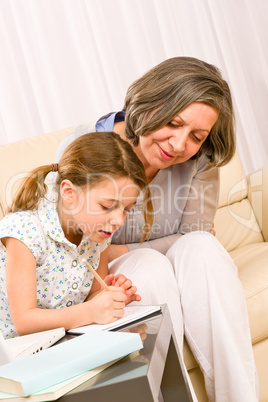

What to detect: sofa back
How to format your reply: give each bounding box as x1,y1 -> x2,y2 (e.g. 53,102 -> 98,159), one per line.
0,127 -> 74,217
215,152 -> 263,251
0,127 -> 263,251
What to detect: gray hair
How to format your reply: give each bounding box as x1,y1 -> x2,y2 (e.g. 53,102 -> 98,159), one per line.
123,57 -> 235,166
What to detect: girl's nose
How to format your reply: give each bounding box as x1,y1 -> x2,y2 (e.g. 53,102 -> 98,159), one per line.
109,210 -> 125,227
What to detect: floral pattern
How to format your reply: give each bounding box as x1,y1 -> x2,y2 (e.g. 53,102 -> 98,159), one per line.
0,188 -> 110,338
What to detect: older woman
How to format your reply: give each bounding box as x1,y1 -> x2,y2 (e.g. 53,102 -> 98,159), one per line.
56,57 -> 258,401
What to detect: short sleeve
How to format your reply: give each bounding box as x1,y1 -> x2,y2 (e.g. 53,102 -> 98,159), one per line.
0,212 -> 48,265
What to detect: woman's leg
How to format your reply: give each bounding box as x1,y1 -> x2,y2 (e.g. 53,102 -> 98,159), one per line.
109,248 -> 199,401
109,248 -> 183,350
166,231 -> 258,402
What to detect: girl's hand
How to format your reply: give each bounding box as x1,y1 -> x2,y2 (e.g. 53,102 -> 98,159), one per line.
104,274 -> 141,304
88,286 -> 127,324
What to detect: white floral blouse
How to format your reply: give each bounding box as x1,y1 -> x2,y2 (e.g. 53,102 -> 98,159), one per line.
0,188 -> 110,338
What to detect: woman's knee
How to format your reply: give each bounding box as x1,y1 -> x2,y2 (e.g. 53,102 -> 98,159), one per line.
133,248 -> 172,267
166,231 -> 237,280
167,231 -> 227,259
109,247 -> 174,277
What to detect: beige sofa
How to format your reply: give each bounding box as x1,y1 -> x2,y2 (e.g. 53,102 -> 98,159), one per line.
0,127 -> 268,401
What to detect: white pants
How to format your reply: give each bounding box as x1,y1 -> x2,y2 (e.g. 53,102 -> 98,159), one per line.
108,247 -> 197,401
109,232 -> 259,402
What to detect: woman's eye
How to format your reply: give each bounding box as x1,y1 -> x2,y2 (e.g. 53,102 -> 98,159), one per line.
168,122 -> 178,128
193,134 -> 205,143
193,135 -> 202,143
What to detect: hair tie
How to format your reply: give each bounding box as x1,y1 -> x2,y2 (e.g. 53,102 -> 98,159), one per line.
51,163 -> 58,172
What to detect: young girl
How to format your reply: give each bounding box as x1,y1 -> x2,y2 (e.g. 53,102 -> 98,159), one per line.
0,131 -> 153,338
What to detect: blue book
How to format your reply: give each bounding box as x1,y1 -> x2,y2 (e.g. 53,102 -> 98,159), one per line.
0,330 -> 143,396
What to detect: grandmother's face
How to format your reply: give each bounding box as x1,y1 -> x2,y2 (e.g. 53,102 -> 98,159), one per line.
137,102 -> 219,169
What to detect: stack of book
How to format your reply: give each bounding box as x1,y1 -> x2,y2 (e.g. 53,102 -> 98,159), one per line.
0,330 -> 143,401
0,305 -> 161,401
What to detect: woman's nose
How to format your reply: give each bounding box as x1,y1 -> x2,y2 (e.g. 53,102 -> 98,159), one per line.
169,131 -> 188,152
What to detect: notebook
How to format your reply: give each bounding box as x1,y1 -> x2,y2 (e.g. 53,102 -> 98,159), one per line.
0,328 -> 65,365
68,305 -> 162,335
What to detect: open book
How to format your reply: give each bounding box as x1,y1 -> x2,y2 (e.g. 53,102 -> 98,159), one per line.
68,305 -> 162,335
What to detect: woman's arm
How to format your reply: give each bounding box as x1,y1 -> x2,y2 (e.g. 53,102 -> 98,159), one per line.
5,238 -> 127,335
110,158 -> 219,256
178,162 -> 219,235
107,244 -> 129,262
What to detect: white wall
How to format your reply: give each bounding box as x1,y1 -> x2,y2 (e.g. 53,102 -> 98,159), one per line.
0,0 -> 267,174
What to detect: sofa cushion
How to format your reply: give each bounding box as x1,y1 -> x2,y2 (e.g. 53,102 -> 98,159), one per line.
218,152 -> 248,208
248,165 -> 268,243
215,200 -> 263,252
184,241 -> 268,371
253,339 -> 268,400
0,127 -> 74,218
230,243 -> 268,344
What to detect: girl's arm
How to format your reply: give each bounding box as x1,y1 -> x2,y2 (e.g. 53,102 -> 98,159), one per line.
4,238 -> 127,335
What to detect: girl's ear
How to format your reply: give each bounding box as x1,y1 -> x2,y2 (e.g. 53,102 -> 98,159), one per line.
60,180 -> 77,204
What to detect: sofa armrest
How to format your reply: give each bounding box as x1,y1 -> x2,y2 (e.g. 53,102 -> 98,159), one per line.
247,164 -> 268,242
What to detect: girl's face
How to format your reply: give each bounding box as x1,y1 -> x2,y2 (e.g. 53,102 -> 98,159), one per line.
136,102 -> 219,170
61,176 -> 140,243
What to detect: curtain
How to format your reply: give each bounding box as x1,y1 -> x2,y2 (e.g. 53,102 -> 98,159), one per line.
0,0 -> 267,175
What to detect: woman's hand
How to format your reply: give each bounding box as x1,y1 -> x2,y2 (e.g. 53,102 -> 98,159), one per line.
210,222 -> 216,236
104,274 -> 141,304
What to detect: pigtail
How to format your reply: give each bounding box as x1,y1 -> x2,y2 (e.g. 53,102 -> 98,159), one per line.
7,164 -> 56,214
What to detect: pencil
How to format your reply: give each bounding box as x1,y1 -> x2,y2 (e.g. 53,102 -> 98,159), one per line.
82,258 -> 110,291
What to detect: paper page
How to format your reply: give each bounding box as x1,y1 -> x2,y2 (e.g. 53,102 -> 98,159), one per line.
68,305 -> 161,335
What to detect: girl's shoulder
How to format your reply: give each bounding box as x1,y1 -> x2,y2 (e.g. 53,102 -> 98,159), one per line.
0,209 -> 45,241
0,210 -> 49,262
1,208 -> 32,220
0,208 -> 39,225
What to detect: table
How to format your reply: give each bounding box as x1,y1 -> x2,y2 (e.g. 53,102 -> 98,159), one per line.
58,305 -> 193,402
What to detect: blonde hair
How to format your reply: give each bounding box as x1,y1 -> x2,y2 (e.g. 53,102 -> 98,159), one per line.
124,56 -> 235,166
8,132 -> 153,242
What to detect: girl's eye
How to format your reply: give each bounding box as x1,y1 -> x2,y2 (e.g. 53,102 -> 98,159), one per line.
101,205 -> 113,211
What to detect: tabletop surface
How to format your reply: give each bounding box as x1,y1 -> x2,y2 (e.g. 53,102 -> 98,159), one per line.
57,305 -> 192,402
